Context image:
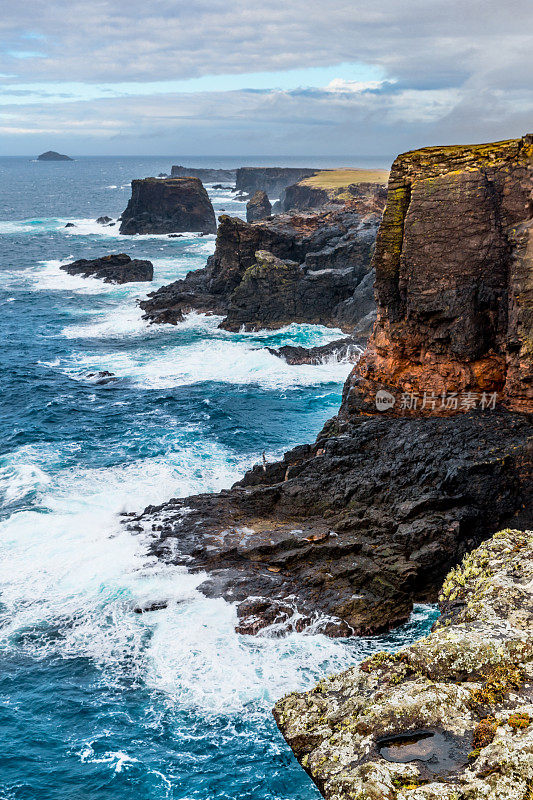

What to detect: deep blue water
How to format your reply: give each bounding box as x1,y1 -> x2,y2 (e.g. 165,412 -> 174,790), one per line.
0,156 -> 437,799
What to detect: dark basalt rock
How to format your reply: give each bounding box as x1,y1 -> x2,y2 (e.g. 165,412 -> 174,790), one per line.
96,216 -> 112,225
64,222 -> 76,228
140,199 -> 384,331
37,150 -> 73,161
235,168 -> 319,199
246,191 -> 271,222
60,253 -> 153,284
269,337 -> 364,365
132,411 -> 532,637
119,177 -> 216,235
170,166 -> 236,183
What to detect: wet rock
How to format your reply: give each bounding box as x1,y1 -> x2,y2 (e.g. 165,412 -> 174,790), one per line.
119,177 -> 216,235
61,253 -> 153,283
96,215 -> 112,224
274,528 -> 533,800
64,222 -> 76,228
269,338 -> 364,365
133,600 -> 168,614
246,191 -> 272,222
85,370 -> 118,385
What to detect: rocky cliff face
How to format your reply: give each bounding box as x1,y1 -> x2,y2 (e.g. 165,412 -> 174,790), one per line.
274,527 -> 533,800
140,199 -> 383,331
235,168 -> 319,199
347,135 -> 533,416
119,177 -> 216,235
282,179 -> 387,214
170,165 -> 236,183
60,253 -> 153,283
134,136 -> 532,641
246,190 -> 272,222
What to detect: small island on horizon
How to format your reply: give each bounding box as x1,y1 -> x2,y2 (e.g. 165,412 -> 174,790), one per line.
37,150 -> 73,161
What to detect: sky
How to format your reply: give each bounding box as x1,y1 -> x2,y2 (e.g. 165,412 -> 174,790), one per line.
0,0 -> 532,157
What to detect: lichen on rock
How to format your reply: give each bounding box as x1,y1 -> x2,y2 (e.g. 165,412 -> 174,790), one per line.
273,529 -> 533,800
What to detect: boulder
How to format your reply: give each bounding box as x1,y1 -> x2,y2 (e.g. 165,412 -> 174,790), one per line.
96,216 -> 112,225
246,191 -> 272,222
274,528 -> 533,800
119,177 -> 216,235
60,253 -> 153,283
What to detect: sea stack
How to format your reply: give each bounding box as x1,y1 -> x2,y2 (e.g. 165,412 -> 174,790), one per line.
37,151 -> 73,161
246,191 -> 271,222
119,177 -> 217,235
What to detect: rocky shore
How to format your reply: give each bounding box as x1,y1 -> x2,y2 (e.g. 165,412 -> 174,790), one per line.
274,527 -> 533,800
119,177 -> 216,235
132,135 -> 532,641
139,188 -> 385,332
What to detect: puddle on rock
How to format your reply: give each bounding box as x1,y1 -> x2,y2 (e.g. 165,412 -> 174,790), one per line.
377,729 -> 469,776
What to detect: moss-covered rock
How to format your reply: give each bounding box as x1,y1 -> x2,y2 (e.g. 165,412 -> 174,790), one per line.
274,529 -> 533,800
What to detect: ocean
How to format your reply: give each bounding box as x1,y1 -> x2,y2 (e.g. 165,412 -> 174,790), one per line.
0,156 -> 437,799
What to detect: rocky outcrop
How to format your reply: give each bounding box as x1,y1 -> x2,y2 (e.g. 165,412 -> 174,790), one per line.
348,134 -> 533,415
282,176 -> 388,214
119,177 -> 216,235
140,195 -> 384,330
269,338 -> 364,365
37,150 -> 73,161
274,527 -> 533,800
235,168 -> 319,199
246,191 -> 271,222
60,253 -> 153,283
132,410 -> 532,637
170,165 -> 236,183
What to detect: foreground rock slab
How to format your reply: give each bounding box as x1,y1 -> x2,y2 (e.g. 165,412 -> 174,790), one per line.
60,253 -> 153,283
274,528 -> 533,800
119,177 -> 216,235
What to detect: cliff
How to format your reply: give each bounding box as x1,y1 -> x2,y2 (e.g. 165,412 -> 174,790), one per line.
235,168 -> 319,199
119,177 -> 216,235
170,165 -> 236,183
346,135 -> 533,416
282,170 -> 388,213
274,527 -> 533,800
133,136 -> 532,639
140,196 -> 384,331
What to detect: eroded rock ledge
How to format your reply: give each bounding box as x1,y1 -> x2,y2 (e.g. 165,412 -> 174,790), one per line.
274,528 -> 533,800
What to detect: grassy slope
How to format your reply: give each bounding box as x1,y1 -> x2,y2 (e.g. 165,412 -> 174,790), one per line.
299,168 -> 389,189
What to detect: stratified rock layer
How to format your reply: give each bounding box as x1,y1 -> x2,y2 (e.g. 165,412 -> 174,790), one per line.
119,177 -> 216,235
170,165 -> 236,183
348,135 -> 533,414
274,528 -> 533,800
60,253 -> 153,283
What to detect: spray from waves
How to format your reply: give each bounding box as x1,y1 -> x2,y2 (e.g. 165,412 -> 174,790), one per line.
0,435 -> 435,722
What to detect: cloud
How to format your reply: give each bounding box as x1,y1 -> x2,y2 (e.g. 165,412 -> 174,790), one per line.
0,0 -> 532,154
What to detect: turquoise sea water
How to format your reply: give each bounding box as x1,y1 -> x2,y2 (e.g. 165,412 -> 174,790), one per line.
0,156 -> 437,799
